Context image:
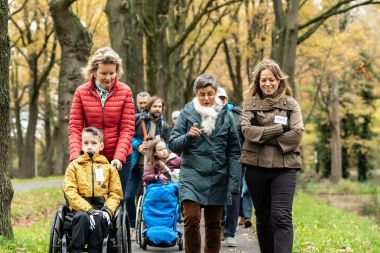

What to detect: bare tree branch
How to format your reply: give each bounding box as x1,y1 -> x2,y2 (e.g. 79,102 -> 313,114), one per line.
299,0 -> 309,9
199,39 -> 224,74
35,29 -> 54,59
176,7 -> 231,65
168,0 -> 241,54
9,0 -> 30,17
298,0 -> 380,43
9,16 -> 27,46
176,14 -> 212,64
37,37 -> 57,88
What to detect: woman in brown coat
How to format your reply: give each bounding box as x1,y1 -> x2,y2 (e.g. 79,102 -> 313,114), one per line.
240,60 -> 303,253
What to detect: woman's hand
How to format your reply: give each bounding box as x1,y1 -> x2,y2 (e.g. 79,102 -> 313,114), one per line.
111,159 -> 122,171
188,123 -> 203,137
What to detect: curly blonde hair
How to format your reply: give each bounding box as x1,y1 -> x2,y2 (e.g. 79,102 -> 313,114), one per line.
245,60 -> 292,100
82,47 -> 123,80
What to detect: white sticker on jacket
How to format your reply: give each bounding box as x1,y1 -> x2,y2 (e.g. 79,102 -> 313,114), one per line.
274,115 -> 288,125
95,168 -> 105,182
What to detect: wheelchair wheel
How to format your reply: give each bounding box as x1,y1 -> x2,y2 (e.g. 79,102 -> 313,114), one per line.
116,205 -> 131,253
48,208 -> 62,253
135,194 -> 143,247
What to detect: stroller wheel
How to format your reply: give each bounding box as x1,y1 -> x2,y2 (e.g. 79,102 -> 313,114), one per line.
142,238 -> 148,250
178,238 -> 183,251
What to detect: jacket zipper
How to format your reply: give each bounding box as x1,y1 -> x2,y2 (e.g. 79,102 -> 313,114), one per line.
91,87 -> 116,134
91,157 -> 95,202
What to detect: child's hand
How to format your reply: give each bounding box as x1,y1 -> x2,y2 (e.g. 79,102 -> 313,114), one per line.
158,174 -> 168,184
101,211 -> 111,225
89,214 -> 96,231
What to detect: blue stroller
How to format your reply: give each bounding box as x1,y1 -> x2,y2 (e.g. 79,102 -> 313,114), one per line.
136,181 -> 183,250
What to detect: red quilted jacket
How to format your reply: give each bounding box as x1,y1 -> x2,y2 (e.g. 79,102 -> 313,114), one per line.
69,78 -> 135,163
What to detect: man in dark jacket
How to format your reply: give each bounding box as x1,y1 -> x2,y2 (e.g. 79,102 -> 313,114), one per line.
135,91 -> 150,113
217,87 -> 245,248
126,96 -> 170,238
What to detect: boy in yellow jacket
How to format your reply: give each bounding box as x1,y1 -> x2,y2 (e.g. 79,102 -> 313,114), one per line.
64,127 -> 123,253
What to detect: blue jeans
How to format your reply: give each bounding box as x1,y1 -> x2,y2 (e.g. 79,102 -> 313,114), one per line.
118,155 -> 132,206
125,164 -> 143,228
241,193 -> 253,219
223,194 -> 240,238
241,173 -> 253,219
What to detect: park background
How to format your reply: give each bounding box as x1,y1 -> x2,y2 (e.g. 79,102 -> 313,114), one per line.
0,0 -> 380,252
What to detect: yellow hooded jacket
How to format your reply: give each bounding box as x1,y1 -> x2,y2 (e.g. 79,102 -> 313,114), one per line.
63,153 -> 123,217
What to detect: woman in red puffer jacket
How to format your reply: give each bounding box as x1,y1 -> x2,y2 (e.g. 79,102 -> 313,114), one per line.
69,47 -> 135,171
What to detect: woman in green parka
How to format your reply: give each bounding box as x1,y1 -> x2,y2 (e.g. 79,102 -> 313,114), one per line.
169,74 -> 241,253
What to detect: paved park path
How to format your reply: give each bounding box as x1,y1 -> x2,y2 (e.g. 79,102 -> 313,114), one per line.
13,179 -> 63,192
13,179 -> 260,252
131,221 -> 260,253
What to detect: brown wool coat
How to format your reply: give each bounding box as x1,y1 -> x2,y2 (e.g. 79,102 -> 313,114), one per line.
240,95 -> 304,169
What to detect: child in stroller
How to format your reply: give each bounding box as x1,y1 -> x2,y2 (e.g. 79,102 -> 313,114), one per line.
142,140 -> 181,184
136,140 -> 183,250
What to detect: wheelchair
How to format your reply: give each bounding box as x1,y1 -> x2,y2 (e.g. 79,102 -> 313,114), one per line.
48,204 -> 131,253
135,181 -> 183,251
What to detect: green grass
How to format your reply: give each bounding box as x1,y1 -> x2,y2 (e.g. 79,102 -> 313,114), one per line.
294,192 -> 380,252
0,219 -> 51,253
297,173 -> 380,195
0,187 -> 63,252
12,187 -> 64,220
11,175 -> 64,184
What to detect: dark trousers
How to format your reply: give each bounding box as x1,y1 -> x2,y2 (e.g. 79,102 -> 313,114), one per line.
71,212 -> 109,253
223,194 -> 240,238
245,166 -> 296,253
118,155 -> 132,206
182,200 -> 223,253
125,164 -> 143,228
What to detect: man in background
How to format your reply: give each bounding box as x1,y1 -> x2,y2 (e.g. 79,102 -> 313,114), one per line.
135,91 -> 151,113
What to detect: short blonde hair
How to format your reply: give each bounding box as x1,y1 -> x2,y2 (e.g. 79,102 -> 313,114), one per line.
82,127 -> 104,143
246,60 -> 292,99
82,47 -> 123,80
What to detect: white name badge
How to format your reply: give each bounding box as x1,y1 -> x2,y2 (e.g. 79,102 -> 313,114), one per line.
95,168 -> 105,182
274,115 -> 288,125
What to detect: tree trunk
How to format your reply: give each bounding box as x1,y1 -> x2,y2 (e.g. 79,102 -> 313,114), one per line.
105,0 -> 144,92
10,58 -> 24,170
20,56 -> 39,178
49,0 -> 92,175
329,76 -> 342,183
271,0 -> 299,96
39,81 -> 57,176
0,0 -> 14,238
245,0 -> 267,85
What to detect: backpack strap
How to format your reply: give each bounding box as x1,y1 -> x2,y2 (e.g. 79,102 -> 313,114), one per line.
141,120 -> 148,141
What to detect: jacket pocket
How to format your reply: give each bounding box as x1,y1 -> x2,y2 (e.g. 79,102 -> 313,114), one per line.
239,140 -> 259,166
284,151 -> 302,169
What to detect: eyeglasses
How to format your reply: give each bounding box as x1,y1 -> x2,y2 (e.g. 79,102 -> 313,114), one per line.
198,93 -> 215,99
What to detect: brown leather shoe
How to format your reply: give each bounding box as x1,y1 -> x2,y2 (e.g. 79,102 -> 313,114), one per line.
238,217 -> 245,226
244,219 -> 252,228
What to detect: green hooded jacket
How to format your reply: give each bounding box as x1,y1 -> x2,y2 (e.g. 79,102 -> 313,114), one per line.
169,101 -> 241,206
